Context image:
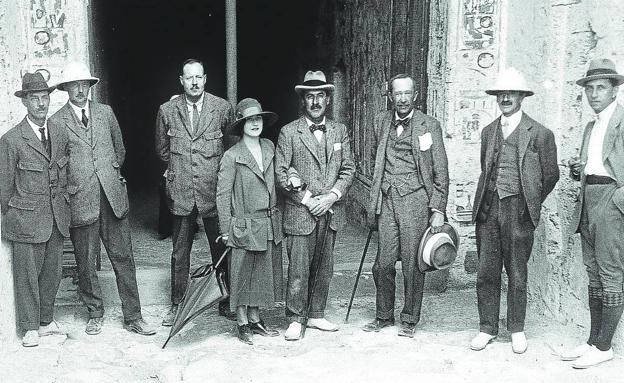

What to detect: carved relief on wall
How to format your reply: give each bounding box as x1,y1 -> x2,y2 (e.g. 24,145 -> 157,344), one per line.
30,0 -> 69,57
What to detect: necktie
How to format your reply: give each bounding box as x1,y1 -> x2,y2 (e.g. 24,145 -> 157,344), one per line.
310,124 -> 326,133
192,104 -> 200,134
394,117 -> 409,137
39,127 -> 50,157
81,109 -> 88,127
501,118 -> 510,139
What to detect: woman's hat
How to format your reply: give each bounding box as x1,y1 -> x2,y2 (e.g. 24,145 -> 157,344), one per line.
14,71 -> 56,98
576,58 -> 624,86
229,98 -> 278,135
417,223 -> 460,272
485,67 -> 534,96
56,61 -> 100,91
294,70 -> 335,94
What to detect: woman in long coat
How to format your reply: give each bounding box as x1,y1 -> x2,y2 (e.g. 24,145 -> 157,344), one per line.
216,98 -> 282,344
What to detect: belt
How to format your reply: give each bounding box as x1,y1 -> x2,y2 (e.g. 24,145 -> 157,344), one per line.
245,206 -> 279,218
586,175 -> 615,185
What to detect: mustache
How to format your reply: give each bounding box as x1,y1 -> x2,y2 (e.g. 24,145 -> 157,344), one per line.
501,101 -> 512,106
311,104 -> 322,110
191,84 -> 200,89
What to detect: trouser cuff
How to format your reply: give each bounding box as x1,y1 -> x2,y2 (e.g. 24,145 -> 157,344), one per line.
376,308 -> 395,321
588,286 -> 603,300
400,312 -> 419,324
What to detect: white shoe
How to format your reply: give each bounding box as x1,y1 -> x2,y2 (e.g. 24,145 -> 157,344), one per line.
284,322 -> 303,341
511,332 -> 528,354
572,346 -> 613,369
307,318 -> 338,332
470,332 -> 496,351
22,330 -> 39,347
38,320 -> 67,337
560,343 -> 591,361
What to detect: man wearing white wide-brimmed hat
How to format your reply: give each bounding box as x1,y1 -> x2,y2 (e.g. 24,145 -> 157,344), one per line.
50,61 -> 156,336
562,58 -> 624,369
471,67 -> 559,353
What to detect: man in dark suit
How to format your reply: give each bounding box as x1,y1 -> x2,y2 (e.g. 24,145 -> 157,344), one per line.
0,72 -> 70,347
364,73 -> 449,338
563,58 -> 624,368
50,61 -> 155,336
275,70 -> 355,341
155,59 -> 235,325
471,67 -> 559,353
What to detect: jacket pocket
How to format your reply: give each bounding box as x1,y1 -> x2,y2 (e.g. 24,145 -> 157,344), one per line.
167,129 -> 185,155
200,130 -> 224,158
8,196 -> 36,211
17,161 -> 46,194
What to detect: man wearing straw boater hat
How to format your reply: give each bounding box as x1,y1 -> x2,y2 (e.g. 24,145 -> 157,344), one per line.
562,58 -> 624,369
50,61 -> 155,336
275,70 -> 355,341
0,71 -> 70,347
470,67 -> 559,353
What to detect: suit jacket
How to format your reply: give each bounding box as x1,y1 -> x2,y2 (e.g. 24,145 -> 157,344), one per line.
571,103 -> 624,232
275,117 -> 355,235
216,138 -> 282,251
368,110 -> 449,224
0,117 -> 70,242
472,112 -> 559,227
50,102 -> 129,227
155,92 -> 234,217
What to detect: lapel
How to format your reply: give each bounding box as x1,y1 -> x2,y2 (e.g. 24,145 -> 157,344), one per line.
603,104 -> 624,162
516,112 -> 532,162
375,112 -> 393,170
61,102 -> 90,145
409,110 -> 430,180
261,138 -> 274,176
19,118 -> 48,160
194,93 -> 215,140
483,118 -> 501,170
48,119 -> 61,161
297,117 -> 322,165
174,95 -> 193,138
580,120 -> 594,164
235,140 -> 267,182
88,102 -> 102,147
325,120 -> 338,163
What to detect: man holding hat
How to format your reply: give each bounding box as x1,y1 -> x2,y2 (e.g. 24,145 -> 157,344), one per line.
471,67 -> 559,353
563,58 -> 624,368
0,71 -> 70,346
50,61 -> 155,336
364,73 -> 449,338
155,59 -> 236,325
275,70 -> 355,340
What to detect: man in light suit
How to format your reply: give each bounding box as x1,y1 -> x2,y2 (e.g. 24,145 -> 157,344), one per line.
155,59 -> 236,325
275,70 -> 355,341
470,68 -> 559,353
50,62 -> 155,336
0,72 -> 70,347
363,73 -> 449,338
563,58 -> 624,369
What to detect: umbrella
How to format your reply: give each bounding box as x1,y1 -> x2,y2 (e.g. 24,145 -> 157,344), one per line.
162,248 -> 230,348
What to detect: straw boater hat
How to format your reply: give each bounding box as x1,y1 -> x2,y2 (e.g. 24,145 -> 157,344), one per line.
485,67 -> 534,96
294,70 -> 335,94
417,223 -> 460,273
56,61 -> 100,91
576,58 -> 624,86
229,98 -> 278,136
14,71 -> 56,98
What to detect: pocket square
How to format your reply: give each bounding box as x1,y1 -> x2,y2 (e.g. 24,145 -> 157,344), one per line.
419,132 -> 433,151
333,142 -> 342,151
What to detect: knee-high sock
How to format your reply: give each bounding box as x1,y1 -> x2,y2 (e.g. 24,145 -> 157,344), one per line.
588,286 -> 603,345
594,292 -> 624,351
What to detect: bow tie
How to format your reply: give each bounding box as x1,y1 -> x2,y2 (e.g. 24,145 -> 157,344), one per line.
310,124 -> 326,133
394,117 -> 410,127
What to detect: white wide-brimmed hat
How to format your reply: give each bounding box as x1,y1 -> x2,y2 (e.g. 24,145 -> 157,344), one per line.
294,70 -> 335,94
417,223 -> 460,273
485,67 -> 534,96
576,58 -> 624,86
56,61 -> 100,91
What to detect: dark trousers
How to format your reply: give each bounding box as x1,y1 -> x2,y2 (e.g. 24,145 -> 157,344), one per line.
70,192 -> 142,321
476,192 -> 535,335
12,224 -> 64,331
285,214 -> 335,322
170,207 -> 228,305
373,187 -> 429,324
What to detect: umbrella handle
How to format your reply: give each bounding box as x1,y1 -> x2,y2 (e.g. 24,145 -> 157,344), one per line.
214,247 -> 231,270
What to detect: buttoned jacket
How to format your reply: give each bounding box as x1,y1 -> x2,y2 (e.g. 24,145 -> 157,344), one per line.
472,112 -> 559,227
368,110 -> 449,224
155,93 -> 234,217
275,117 -> 355,235
0,117 -> 70,242
50,101 -> 129,227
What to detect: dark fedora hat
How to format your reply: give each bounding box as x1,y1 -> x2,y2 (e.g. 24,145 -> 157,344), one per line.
14,71 -> 56,98
576,58 -> 624,86
229,98 -> 278,136
417,223 -> 459,273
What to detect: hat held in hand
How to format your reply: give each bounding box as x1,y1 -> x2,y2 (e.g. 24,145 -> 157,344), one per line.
417,223 -> 459,272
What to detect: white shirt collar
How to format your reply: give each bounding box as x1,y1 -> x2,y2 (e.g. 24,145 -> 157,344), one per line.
185,93 -> 204,112
305,116 -> 326,127
394,109 -> 414,121
596,100 -> 618,123
69,100 -> 90,120
500,109 -> 523,130
26,115 -> 48,138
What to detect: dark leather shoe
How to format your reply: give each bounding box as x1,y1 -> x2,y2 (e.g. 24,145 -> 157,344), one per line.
85,317 -> 104,335
219,304 -> 236,321
237,324 -> 253,345
124,318 -> 157,336
362,317 -> 394,332
162,305 -> 178,327
249,320 -> 279,337
398,321 -> 416,338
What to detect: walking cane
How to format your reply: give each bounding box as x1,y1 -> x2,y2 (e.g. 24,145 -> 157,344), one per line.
300,210 -> 333,339
344,228 -> 376,323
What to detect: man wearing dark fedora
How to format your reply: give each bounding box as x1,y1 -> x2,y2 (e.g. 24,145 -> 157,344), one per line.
364,73 -> 449,338
471,67 -> 559,353
563,58 -> 624,368
275,70 -> 355,341
50,61 -> 155,336
155,58 -> 236,326
0,71 -> 70,346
